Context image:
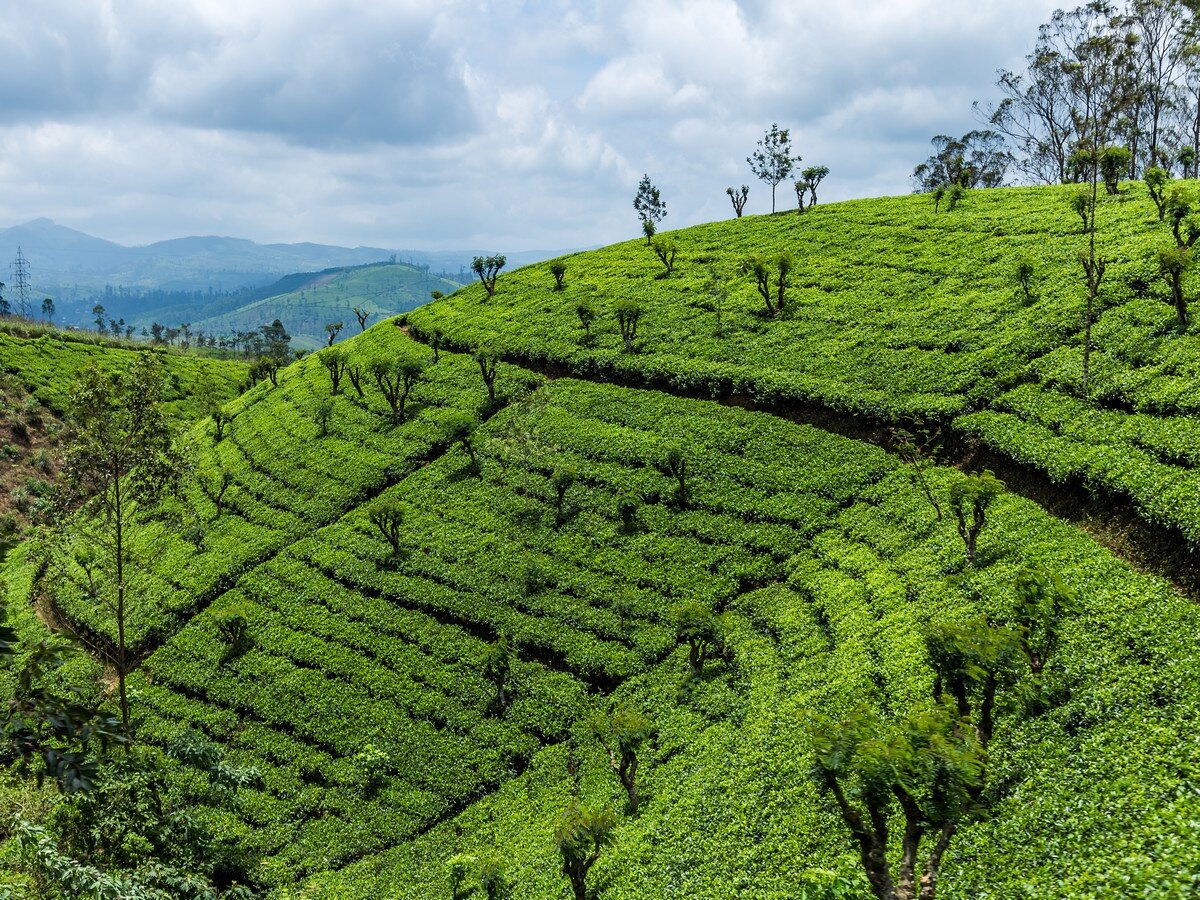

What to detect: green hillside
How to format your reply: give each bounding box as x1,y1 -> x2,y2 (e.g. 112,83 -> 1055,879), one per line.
407,182 -> 1200,547
189,262 -> 463,351
0,328 -> 247,556
2,184 -> 1200,899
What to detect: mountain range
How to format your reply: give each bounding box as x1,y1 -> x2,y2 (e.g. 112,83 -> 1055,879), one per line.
0,218 -> 569,296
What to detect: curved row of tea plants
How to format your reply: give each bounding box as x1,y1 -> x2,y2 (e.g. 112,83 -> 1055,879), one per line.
406,182 -> 1200,543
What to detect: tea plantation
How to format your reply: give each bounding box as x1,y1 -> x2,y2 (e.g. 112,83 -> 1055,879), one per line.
1,185 -> 1199,899
407,182 -> 1200,544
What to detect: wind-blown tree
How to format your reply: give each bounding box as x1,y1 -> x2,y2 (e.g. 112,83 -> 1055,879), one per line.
554,801 -> 617,900
472,255 -> 507,298
912,131 -> 1011,191
324,321 -> 344,346
370,356 -> 425,424
748,123 -> 800,213
591,705 -> 653,814
726,184 -> 749,217
633,174 -> 667,243
57,353 -> 181,735
615,300 -> 642,353
352,306 -> 372,332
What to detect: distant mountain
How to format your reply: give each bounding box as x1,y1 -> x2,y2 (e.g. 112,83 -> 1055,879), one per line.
0,219 -> 399,295
0,219 -> 578,300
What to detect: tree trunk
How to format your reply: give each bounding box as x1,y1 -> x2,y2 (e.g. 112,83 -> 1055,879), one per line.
114,479 -> 130,736
621,754 -> 639,814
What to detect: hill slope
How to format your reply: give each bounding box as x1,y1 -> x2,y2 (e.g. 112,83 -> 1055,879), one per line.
406,182 -> 1200,551
187,263 -> 464,351
3,297 -> 1198,898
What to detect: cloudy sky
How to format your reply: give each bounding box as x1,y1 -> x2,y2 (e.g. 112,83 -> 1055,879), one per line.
0,0 -> 1063,252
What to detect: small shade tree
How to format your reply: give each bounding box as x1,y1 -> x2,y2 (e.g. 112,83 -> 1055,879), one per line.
347,362 -> 366,398
741,253 -> 794,317
551,466 -> 578,529
800,165 -> 829,207
1099,145 -> 1131,194
1158,246 -> 1193,327
445,411 -> 479,472
650,236 -> 678,276
475,347 -> 499,404
209,405 -> 231,443
726,184 -> 749,217
324,321 -> 344,347
575,300 -> 596,340
483,633 -> 513,711
672,601 -> 727,678
948,470 -> 1004,567
371,357 -> 425,424
660,446 -> 689,509
352,306 -> 372,332
554,801 -> 617,900
591,704 -> 653,814
1145,166 -> 1170,221
314,399 -> 333,437
634,174 -> 667,243
614,300 -> 642,353
369,501 -> 404,558
319,347 -> 348,394
551,262 -> 567,291
472,255 -> 507,298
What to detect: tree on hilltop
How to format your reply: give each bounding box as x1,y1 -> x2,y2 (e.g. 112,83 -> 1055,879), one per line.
748,123 -> 800,213
472,255 -> 506,298
634,174 -> 667,243
726,184 -> 749,218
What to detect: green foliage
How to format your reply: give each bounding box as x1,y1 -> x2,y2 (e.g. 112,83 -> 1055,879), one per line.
634,175 -> 667,242
551,262 -> 567,291
672,601 -> 726,678
370,355 -> 426,424
314,399 -> 334,437
614,300 -> 642,353
472,256 -> 507,298
650,236 -> 678,277
1099,145 -> 1131,195
591,703 -> 652,813
554,800 -> 617,900
368,500 -> 405,558
1144,166 -> 1170,221
947,470 -> 1004,567
1157,245 -> 1192,327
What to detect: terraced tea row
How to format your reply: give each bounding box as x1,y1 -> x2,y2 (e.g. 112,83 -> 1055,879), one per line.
406,183 -> 1200,544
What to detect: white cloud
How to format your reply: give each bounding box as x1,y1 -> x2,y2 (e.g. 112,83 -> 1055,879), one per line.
0,0 -> 1064,250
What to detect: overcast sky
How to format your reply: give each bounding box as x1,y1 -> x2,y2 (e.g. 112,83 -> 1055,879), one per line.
0,0 -> 1064,252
